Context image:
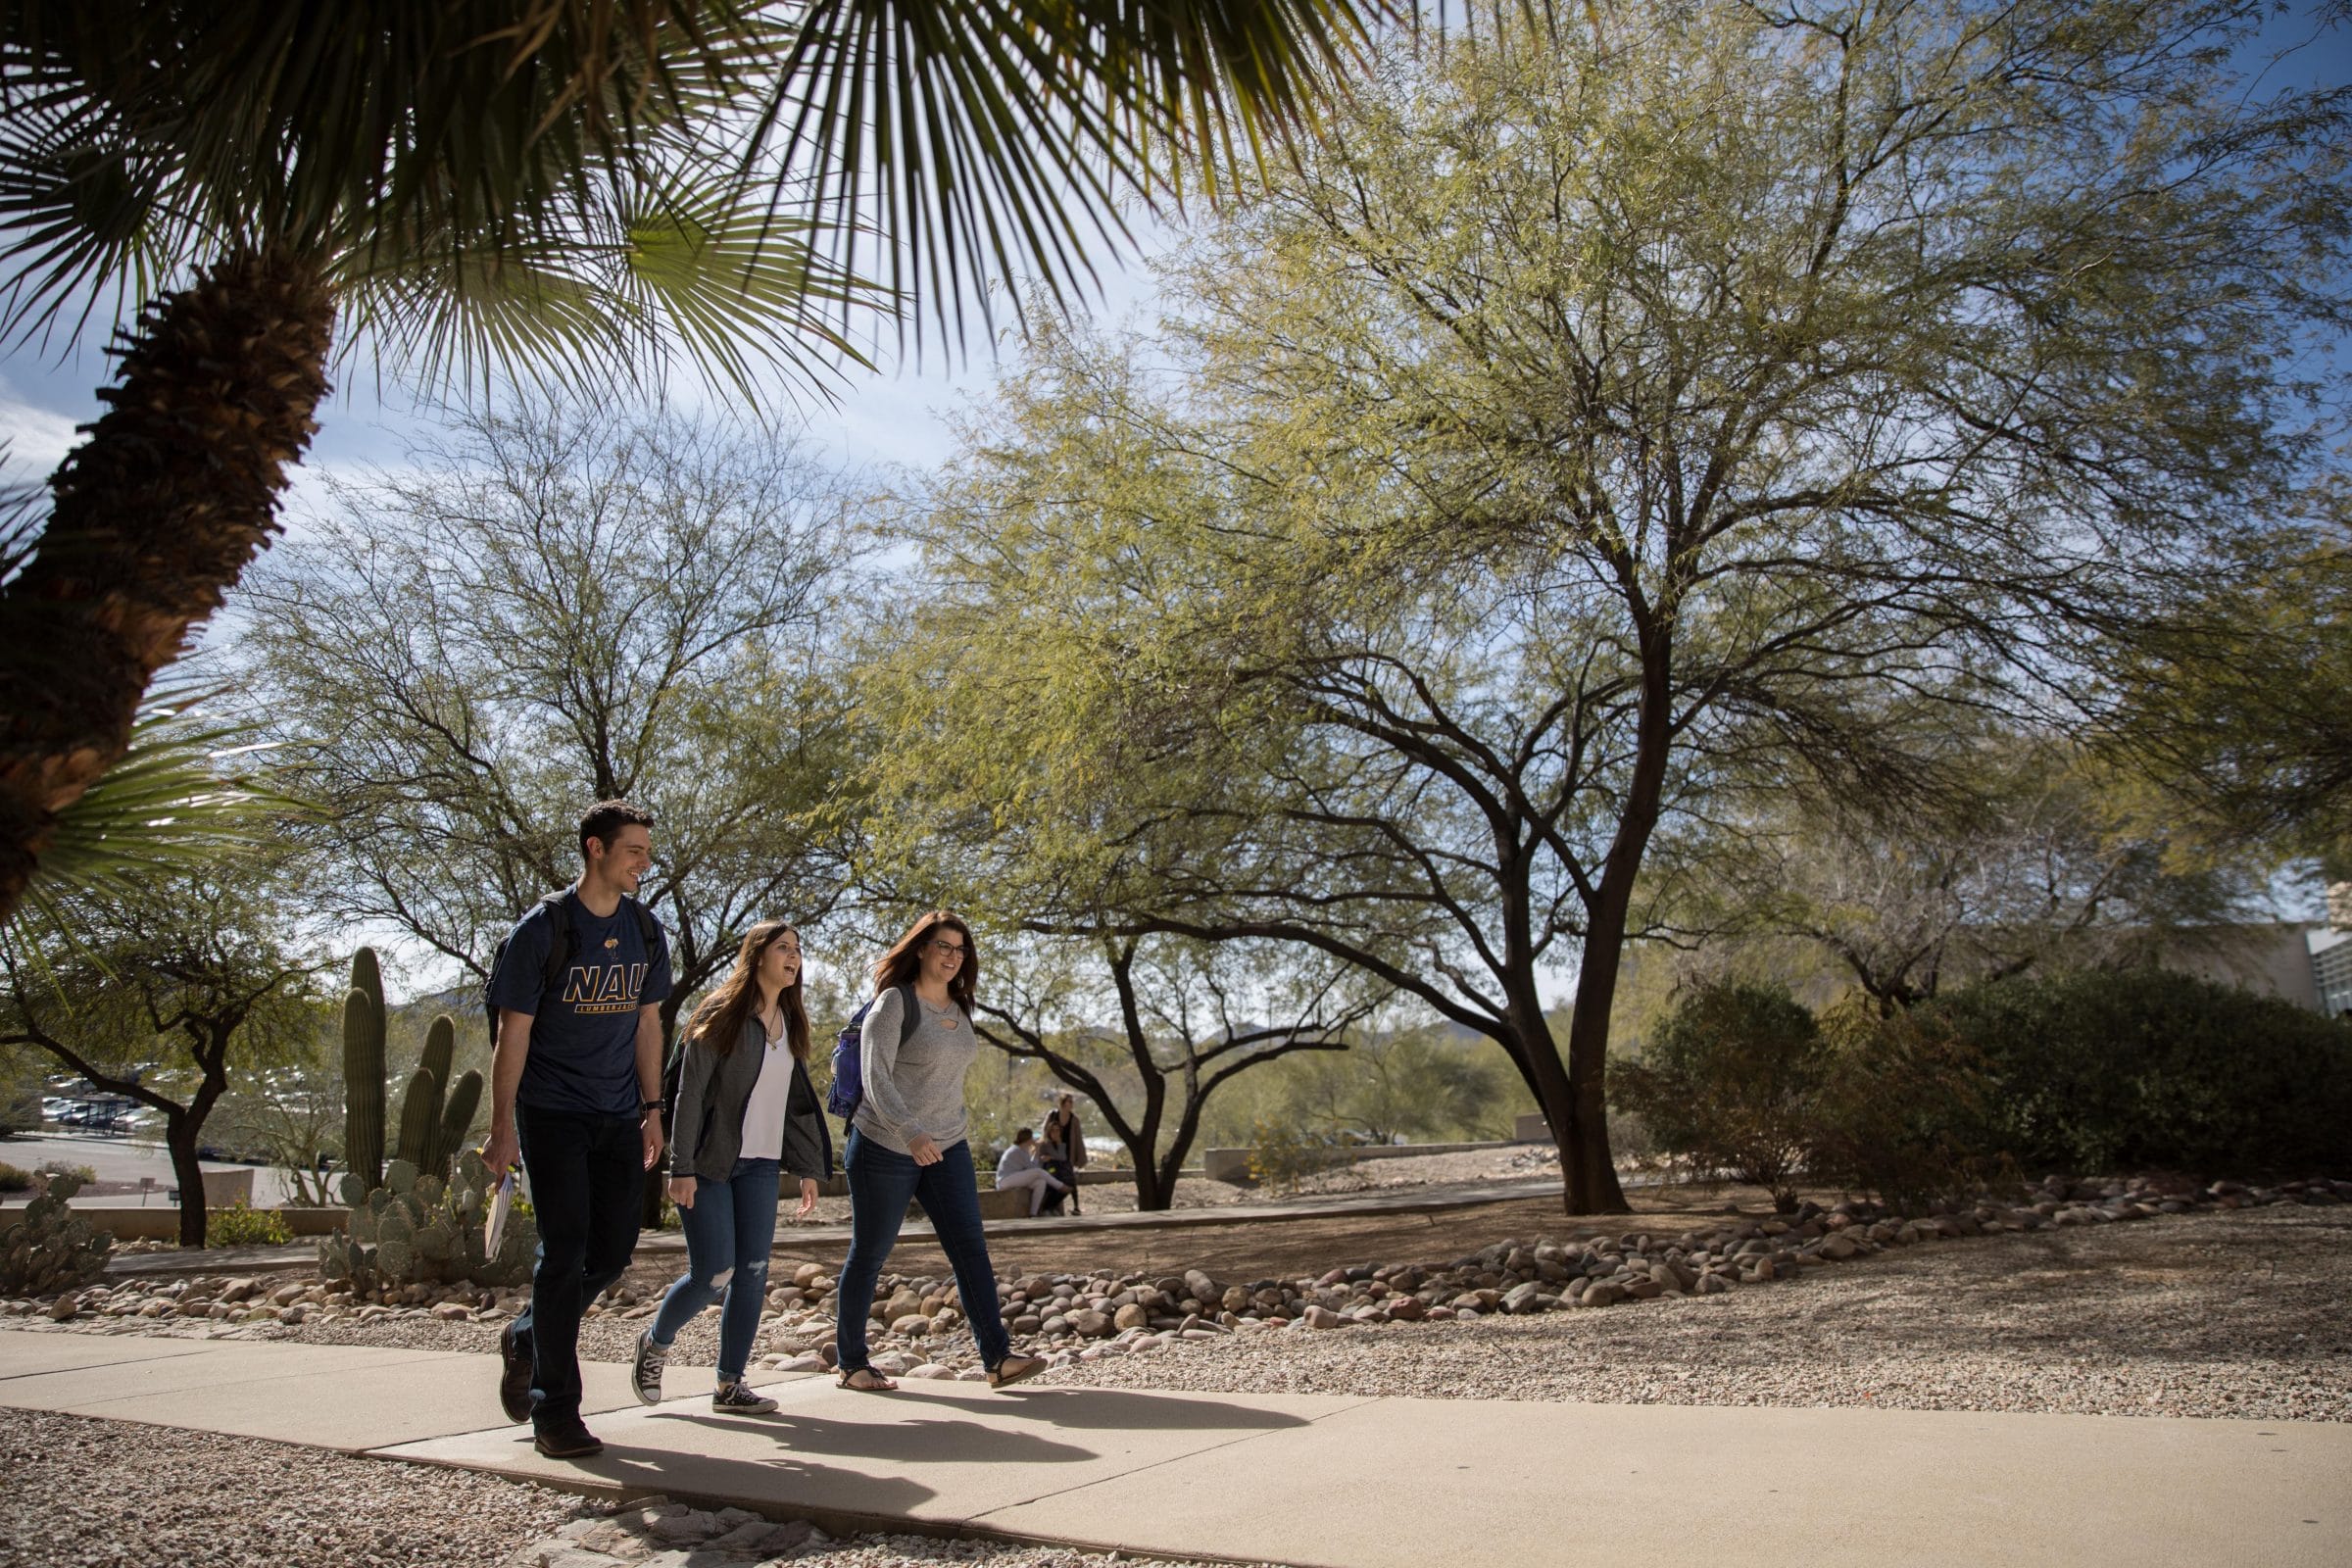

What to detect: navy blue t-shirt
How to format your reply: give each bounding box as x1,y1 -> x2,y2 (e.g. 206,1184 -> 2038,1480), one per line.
488,892 -> 673,1117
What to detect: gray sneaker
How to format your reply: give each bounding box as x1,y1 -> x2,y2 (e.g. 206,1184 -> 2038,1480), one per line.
630,1329 -> 668,1406
711,1380 -> 778,1414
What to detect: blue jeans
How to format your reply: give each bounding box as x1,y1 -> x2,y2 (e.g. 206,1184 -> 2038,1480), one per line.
514,1105 -> 644,1427
835,1128 -> 1010,1373
649,1156 -> 779,1382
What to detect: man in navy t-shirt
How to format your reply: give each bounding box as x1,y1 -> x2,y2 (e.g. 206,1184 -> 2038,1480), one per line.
482,800 -> 672,1458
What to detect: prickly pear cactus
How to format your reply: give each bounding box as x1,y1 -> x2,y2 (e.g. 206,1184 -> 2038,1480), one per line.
319,1147 -> 534,1293
1,1173 -> 115,1298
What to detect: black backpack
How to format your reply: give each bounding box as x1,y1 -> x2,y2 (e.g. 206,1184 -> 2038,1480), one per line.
484,889 -> 663,1053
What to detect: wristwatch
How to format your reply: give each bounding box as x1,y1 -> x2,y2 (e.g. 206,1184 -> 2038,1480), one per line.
640,1100 -> 663,1114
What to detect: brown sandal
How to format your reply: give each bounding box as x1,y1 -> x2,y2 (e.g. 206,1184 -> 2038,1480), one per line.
988,1354 -> 1048,1390
837,1365 -> 897,1392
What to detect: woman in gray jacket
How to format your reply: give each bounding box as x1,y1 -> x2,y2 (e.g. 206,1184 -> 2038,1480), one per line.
633,919 -> 829,1413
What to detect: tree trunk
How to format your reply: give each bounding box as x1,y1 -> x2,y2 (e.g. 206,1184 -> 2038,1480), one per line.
165,1113 -> 210,1250
1557,931 -> 1631,1215
0,246 -> 333,925
1551,619 -> 1679,1216
1131,1156 -> 1170,1212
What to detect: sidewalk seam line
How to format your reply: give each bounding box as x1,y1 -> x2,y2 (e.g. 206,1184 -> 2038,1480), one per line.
0,1344 -> 215,1383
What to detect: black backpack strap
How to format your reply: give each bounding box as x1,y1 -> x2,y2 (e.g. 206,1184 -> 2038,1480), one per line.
897,983 -> 922,1045
630,898 -> 662,953
535,890 -> 575,1004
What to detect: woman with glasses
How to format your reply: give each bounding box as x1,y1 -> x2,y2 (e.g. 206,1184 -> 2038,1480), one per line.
632,920 -> 828,1414
833,910 -> 1047,1392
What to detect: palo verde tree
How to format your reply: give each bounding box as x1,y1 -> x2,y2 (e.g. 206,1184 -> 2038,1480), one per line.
237,397 -> 861,1037
885,1 -> 2351,1212
0,866 -> 327,1247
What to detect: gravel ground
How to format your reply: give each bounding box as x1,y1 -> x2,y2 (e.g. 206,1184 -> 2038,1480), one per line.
1036,1204 -> 2352,1423
0,1410 -> 1256,1568
0,1407 -> 579,1568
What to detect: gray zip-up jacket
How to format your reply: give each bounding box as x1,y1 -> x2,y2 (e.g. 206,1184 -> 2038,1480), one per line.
668,1013 -> 831,1183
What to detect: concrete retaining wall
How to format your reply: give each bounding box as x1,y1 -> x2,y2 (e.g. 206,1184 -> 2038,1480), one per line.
1201,1139 -> 1515,1186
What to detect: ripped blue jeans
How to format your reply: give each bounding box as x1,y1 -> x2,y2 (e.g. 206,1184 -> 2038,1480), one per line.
649,1155 -> 780,1383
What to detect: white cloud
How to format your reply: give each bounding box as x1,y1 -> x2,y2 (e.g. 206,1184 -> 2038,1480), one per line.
0,386 -> 83,475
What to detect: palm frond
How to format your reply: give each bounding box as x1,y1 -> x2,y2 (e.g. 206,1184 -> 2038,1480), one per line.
13,686 -> 302,935
0,71 -> 194,349
748,1 -> 1397,356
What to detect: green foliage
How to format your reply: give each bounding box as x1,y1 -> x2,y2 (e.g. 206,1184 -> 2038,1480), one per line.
1245,1117 -> 1325,1195
206,1200 -> 294,1248
2101,513 -> 2352,872
1275,1029 -> 1505,1146
0,1172 -> 112,1296
1921,969 -> 2352,1175
0,1161 -> 29,1191
242,402 -> 862,1029
1809,992 -> 2011,1209
1611,982 -> 1827,1213
862,1 -> 2352,1215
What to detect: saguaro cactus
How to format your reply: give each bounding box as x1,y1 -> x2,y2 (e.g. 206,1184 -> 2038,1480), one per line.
434,1070 -> 483,1175
394,1066 -> 442,1171
340,949 -> 387,1192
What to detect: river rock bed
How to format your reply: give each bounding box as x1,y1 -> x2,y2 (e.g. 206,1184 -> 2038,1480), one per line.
4,1174 -> 2344,1403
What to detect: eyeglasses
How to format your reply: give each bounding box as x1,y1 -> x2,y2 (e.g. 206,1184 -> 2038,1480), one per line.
926,938 -> 968,957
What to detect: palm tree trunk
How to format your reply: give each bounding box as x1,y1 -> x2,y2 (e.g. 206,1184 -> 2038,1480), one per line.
0,246 -> 332,925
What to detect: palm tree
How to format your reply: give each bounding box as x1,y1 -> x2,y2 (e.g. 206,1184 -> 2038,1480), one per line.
0,0 -> 1397,922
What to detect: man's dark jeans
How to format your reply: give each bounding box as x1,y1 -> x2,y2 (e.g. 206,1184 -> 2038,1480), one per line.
514,1104 -> 643,1428
835,1127 -> 1010,1374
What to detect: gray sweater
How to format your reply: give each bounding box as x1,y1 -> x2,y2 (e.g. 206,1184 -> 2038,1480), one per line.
668,1014 -> 830,1183
851,987 -> 975,1155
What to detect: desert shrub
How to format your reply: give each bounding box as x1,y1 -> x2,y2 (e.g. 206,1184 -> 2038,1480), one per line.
1809,992 -> 2011,1207
206,1200 -> 294,1248
1246,1117 -> 1324,1193
1921,967 -> 2352,1173
41,1163 -> 96,1186
0,1162 -> 30,1192
1610,980 -> 1826,1212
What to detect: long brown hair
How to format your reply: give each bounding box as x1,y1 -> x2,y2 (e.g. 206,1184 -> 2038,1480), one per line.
684,920 -> 810,1060
872,909 -> 977,1012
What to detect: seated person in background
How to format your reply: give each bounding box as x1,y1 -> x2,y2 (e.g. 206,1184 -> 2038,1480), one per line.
994,1128 -> 1070,1217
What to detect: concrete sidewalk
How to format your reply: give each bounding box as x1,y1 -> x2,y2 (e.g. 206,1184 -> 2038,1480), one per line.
0,1329 -> 2343,1567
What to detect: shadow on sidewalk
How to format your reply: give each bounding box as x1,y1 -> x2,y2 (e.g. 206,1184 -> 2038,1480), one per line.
515,1442 -> 940,1512
875,1386 -> 1319,1433
650,1407 -> 1098,1464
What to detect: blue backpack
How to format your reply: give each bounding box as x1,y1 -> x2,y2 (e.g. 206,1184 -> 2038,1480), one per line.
827,983 -> 918,1124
